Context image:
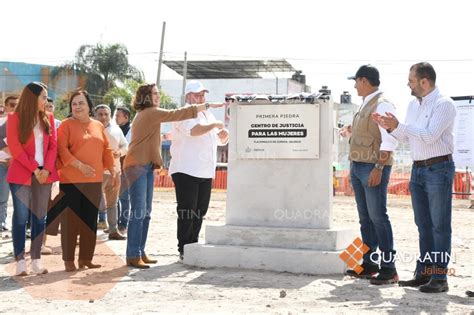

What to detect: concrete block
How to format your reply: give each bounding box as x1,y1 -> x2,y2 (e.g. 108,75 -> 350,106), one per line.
205,224 -> 357,251
184,243 -> 346,275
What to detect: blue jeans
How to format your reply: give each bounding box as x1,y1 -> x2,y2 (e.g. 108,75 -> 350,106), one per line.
98,211 -> 106,222
10,177 -> 51,260
125,164 -> 154,259
410,160 -> 455,280
117,171 -> 130,229
0,163 -> 9,227
350,161 -> 395,268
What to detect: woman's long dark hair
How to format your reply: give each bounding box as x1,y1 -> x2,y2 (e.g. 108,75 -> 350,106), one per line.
16,83 -> 51,144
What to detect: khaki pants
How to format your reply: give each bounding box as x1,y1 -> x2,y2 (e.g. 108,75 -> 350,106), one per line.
99,173 -> 121,233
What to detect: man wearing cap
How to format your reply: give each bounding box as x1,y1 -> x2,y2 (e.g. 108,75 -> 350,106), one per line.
341,65 -> 399,284
169,80 -> 228,261
373,62 -> 456,293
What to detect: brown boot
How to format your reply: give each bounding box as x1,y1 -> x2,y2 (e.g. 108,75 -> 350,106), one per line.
78,260 -> 101,269
126,258 -> 150,269
141,254 -> 157,264
108,231 -> 126,240
64,261 -> 77,272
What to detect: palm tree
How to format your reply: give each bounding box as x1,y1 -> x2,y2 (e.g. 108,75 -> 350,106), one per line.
51,43 -> 144,103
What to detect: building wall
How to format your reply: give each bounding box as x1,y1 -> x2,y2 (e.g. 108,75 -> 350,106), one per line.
0,61 -> 80,104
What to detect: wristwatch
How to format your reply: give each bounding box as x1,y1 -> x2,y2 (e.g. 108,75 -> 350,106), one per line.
374,163 -> 384,170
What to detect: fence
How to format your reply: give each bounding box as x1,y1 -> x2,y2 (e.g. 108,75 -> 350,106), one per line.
154,169 -> 471,199
334,170 -> 472,199
154,169 -> 228,190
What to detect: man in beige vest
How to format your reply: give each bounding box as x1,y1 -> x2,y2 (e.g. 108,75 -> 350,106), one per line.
340,65 -> 398,285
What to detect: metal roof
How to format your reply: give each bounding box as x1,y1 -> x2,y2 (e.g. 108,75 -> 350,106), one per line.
163,59 -> 296,79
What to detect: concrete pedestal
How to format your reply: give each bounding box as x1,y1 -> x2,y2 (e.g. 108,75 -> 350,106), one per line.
184,225 -> 355,274
184,96 -> 356,274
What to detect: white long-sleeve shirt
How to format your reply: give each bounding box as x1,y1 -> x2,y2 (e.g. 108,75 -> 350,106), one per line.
361,90 -> 398,152
104,123 -> 128,173
391,87 -> 456,161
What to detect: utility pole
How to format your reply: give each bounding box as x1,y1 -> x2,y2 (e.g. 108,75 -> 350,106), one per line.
181,51 -> 187,106
156,21 -> 166,88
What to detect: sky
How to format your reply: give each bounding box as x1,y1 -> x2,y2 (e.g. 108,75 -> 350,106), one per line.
1,0 -> 473,120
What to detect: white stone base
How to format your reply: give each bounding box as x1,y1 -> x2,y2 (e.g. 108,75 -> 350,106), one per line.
183,225 -> 357,275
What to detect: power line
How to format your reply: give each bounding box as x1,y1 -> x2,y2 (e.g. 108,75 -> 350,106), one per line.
2,50 -> 473,65
161,51 -> 474,63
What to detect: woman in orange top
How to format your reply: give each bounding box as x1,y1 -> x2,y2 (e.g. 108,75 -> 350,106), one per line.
55,89 -> 117,272
7,82 -> 58,276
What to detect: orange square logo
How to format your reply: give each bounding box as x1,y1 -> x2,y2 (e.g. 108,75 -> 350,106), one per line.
339,238 -> 370,274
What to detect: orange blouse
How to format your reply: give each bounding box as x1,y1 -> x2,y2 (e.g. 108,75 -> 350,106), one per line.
57,118 -> 114,183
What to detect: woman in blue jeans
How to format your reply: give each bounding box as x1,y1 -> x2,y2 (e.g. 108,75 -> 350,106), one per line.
7,82 -> 58,276
123,83 -> 221,268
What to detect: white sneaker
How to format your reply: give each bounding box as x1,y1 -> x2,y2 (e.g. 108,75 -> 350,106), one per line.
31,259 -> 48,275
41,245 -> 53,255
15,260 -> 28,276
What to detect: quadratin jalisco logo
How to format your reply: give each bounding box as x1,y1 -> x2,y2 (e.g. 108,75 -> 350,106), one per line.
339,237 -> 369,274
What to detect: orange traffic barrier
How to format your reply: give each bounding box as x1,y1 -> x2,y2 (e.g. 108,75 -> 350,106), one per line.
154,168 -> 472,199
154,169 -> 228,190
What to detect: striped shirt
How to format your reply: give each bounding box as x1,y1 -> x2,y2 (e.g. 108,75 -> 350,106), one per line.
391,87 -> 456,161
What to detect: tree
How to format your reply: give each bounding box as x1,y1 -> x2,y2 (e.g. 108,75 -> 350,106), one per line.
51,43 -> 144,104
103,79 -> 142,109
159,91 -> 178,110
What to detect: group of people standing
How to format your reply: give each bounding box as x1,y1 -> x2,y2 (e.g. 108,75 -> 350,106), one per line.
0,80 -> 227,274
1,63 -> 468,296
342,62 -> 459,294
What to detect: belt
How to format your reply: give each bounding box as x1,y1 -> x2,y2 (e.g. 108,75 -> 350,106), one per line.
413,154 -> 452,167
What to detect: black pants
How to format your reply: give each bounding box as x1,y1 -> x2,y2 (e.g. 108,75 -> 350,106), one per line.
171,172 -> 212,254
46,183 -> 102,261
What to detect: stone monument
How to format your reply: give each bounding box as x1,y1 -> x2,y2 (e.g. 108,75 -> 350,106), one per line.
184,90 -> 356,274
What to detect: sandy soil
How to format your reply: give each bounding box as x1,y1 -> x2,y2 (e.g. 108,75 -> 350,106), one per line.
0,190 -> 473,314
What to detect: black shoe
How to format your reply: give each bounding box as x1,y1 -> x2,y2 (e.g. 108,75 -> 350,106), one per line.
419,279 -> 449,293
466,290 -> 474,297
370,267 -> 399,285
399,273 -> 431,287
178,253 -> 184,263
345,262 -> 379,279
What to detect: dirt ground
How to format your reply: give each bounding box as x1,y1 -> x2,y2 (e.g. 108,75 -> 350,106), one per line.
0,189 -> 473,314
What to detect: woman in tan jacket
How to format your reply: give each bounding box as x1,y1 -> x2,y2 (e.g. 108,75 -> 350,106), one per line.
124,83 -> 220,268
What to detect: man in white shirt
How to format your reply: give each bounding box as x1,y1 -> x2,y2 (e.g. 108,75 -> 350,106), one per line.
95,105 -> 128,240
341,65 -> 399,285
169,80 -> 228,261
0,96 -> 18,232
374,62 -> 456,293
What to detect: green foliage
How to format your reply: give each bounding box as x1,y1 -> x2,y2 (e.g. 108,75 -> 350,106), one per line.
159,91 -> 178,109
53,94 -> 71,120
51,42 -> 144,103
103,79 -> 142,108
